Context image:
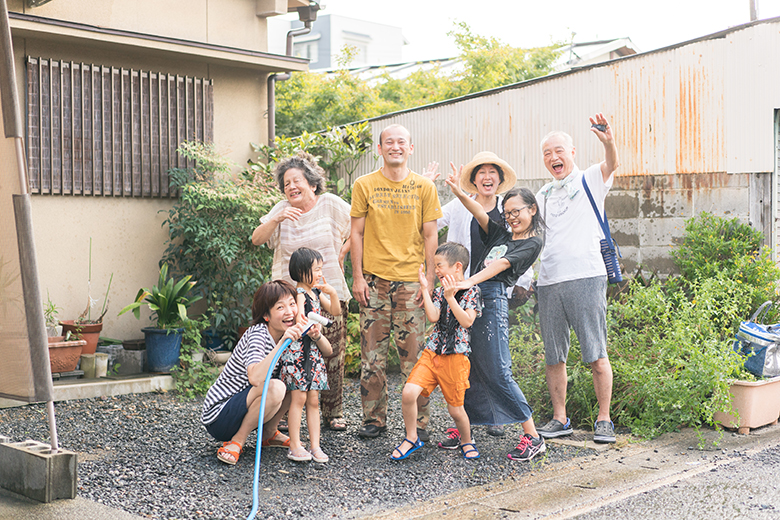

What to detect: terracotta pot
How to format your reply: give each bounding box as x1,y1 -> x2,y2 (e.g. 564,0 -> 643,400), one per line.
47,336 -> 65,344
48,339 -> 87,373
60,320 -> 103,355
714,377 -> 780,433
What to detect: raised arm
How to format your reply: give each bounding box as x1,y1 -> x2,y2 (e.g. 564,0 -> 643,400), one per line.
457,258 -> 512,290
418,263 -> 439,322
247,324 -> 303,387
251,206 -> 303,246
445,162 -> 490,233
589,113 -> 620,183
317,280 -> 341,317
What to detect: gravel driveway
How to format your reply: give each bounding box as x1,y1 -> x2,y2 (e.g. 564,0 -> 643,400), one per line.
0,374 -> 588,519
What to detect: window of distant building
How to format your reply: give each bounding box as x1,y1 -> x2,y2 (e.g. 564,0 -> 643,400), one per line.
25,57 -> 213,197
294,41 -> 319,64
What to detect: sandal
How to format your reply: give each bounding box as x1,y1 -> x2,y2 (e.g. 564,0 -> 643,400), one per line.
287,447 -> 312,462
460,442 -> 480,460
390,437 -> 424,461
261,430 -> 290,448
217,441 -> 243,465
310,447 -> 329,463
328,418 -> 347,431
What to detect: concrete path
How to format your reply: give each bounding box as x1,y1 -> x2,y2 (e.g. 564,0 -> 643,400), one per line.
370,424 -> 780,519
0,487 -> 142,520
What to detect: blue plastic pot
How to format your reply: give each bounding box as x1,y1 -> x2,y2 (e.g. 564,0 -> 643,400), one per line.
142,327 -> 183,372
202,328 -> 223,351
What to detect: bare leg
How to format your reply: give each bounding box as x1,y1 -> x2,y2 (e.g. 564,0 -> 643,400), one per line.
449,405 -> 472,446
546,361 -> 568,423
392,383 -> 423,458
219,381 -> 290,464
287,390 -> 307,453
306,390 -> 321,451
520,417 -> 539,438
591,357 -> 613,422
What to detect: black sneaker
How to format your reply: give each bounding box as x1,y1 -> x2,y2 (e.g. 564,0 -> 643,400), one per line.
416,428 -> 430,443
358,424 -> 386,438
593,420 -> 616,443
507,434 -> 546,462
437,428 -> 461,450
537,418 -> 573,439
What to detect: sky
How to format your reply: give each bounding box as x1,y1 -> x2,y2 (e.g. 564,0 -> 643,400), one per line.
293,0 -> 780,61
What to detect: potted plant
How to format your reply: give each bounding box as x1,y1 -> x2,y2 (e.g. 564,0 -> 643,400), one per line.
172,314 -> 220,398
60,239 -> 113,355
44,292 -> 63,342
119,263 -> 201,372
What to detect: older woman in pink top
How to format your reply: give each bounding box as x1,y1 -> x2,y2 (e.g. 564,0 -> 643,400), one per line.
252,152 -> 351,431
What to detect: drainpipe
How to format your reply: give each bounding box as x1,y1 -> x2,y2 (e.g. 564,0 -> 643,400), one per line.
267,22 -> 312,147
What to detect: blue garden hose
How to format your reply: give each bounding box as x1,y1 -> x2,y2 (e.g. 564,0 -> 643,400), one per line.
247,313 -> 329,520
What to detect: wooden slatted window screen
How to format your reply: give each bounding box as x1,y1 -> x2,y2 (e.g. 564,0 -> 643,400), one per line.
25,57 -> 214,197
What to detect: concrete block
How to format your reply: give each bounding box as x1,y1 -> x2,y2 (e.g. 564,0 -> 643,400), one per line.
0,440 -> 77,502
116,349 -> 145,375
80,354 -> 97,379
96,344 -> 123,372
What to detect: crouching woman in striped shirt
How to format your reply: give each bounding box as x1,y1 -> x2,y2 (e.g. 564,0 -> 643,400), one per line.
201,280 -> 326,465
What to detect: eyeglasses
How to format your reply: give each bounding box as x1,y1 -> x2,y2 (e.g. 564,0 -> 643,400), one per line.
501,206 -> 529,220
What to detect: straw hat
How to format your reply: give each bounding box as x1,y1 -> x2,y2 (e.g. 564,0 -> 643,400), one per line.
459,151 -> 517,195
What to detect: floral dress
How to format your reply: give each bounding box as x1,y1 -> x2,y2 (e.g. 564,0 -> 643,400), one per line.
280,288 -> 329,391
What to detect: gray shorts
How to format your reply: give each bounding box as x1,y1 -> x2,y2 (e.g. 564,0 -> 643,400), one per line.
537,276 -> 608,365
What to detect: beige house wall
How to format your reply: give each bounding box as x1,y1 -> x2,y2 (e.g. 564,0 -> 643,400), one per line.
9,0 -> 270,52
3,2 -> 303,340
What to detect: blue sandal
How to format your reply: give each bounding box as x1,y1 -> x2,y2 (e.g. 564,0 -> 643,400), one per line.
390,437 -> 424,460
460,442 -> 480,460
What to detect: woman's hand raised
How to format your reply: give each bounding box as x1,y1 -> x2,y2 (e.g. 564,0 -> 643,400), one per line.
275,206 -> 304,224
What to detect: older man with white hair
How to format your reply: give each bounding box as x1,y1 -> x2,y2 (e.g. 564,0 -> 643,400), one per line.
534,113 -> 619,444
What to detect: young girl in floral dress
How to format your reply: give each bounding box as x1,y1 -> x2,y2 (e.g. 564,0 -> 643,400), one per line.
281,247 -> 339,462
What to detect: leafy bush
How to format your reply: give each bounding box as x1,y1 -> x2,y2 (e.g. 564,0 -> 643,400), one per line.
161,143 -> 282,349
275,22 -> 560,137
249,122 -> 374,201
509,212 -> 779,439
172,314 -> 219,399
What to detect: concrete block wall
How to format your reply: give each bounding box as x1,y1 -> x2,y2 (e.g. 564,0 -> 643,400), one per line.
608,172 -> 760,277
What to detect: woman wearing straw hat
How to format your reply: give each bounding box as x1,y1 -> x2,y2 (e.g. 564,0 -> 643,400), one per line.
435,151 -> 534,444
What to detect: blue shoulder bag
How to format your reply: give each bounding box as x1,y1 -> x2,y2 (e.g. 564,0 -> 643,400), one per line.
582,176 -> 623,284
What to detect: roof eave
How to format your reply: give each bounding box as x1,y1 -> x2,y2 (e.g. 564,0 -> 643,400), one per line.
9,12 -> 309,72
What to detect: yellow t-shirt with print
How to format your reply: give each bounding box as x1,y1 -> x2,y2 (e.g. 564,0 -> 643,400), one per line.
350,169 -> 442,282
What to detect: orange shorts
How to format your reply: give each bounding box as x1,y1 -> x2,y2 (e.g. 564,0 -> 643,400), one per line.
406,349 -> 470,407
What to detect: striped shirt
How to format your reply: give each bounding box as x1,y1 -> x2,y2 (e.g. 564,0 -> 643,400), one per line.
261,193 -> 352,301
200,323 -> 277,426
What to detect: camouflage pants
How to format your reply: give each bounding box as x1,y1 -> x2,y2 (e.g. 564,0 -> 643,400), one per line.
320,301 -> 348,421
359,275 -> 429,429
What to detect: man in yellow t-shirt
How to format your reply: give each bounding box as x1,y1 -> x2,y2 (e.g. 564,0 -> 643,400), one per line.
350,124 -> 442,439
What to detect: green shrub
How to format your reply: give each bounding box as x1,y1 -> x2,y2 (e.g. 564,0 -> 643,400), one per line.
161,143 -> 281,349
509,212 -> 779,439
172,315 -> 219,399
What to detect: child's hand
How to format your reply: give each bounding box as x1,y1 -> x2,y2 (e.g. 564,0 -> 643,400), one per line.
441,275 -> 458,300
446,162 -> 465,196
313,275 -> 330,291
418,263 -> 429,291
307,322 -> 322,340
